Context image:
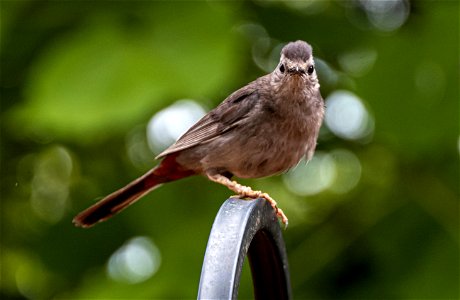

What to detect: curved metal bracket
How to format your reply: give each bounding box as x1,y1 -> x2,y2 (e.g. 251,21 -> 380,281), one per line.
198,198 -> 291,299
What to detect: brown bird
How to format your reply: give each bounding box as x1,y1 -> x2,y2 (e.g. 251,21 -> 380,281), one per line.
73,40 -> 324,228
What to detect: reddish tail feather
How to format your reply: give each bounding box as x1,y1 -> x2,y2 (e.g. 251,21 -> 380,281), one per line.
73,155 -> 195,228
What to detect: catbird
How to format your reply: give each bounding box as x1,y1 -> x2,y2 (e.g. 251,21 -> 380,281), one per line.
73,40 -> 324,228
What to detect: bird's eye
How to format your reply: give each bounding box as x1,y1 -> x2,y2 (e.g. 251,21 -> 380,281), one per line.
307,65 -> 315,75
279,64 -> 285,73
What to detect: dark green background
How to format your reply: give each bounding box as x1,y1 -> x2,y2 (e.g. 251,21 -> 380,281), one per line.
1,1 -> 458,299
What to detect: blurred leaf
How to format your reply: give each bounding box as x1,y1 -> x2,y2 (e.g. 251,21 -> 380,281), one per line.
8,3 -> 240,143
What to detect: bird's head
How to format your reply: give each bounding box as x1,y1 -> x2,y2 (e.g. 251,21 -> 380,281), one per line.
274,40 -> 319,91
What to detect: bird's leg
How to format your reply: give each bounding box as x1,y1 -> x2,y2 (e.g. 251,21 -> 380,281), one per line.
207,173 -> 288,227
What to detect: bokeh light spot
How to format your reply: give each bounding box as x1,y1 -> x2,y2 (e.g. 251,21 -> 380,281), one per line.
281,0 -> 329,15
107,237 -> 161,284
14,252 -> 50,299
329,149 -> 362,194
359,0 -> 410,32
237,23 -> 279,73
338,47 -> 378,77
30,146 -> 73,223
126,125 -> 154,169
283,152 -> 336,196
315,58 -> 340,87
147,100 -> 206,155
325,90 -> 374,141
284,149 -> 362,196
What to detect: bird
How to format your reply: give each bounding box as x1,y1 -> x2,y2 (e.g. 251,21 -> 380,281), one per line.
73,40 -> 324,228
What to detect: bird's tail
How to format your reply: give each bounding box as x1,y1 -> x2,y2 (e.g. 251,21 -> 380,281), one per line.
73,155 -> 195,228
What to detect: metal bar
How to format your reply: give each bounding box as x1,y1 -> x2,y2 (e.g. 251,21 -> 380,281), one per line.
198,197 -> 291,299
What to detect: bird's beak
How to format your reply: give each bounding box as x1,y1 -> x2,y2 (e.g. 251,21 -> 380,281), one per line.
287,63 -> 306,75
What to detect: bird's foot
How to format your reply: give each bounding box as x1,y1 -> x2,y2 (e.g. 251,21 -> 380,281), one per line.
249,191 -> 288,228
208,174 -> 288,228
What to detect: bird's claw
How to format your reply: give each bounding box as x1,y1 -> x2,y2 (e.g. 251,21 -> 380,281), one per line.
207,174 -> 288,229
233,190 -> 288,229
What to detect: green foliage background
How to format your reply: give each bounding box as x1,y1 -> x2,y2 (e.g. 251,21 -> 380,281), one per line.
1,1 -> 458,299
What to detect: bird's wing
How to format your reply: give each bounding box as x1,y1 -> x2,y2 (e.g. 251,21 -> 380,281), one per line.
156,81 -> 261,159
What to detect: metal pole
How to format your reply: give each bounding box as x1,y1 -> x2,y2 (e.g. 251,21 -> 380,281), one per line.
198,197 -> 291,299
